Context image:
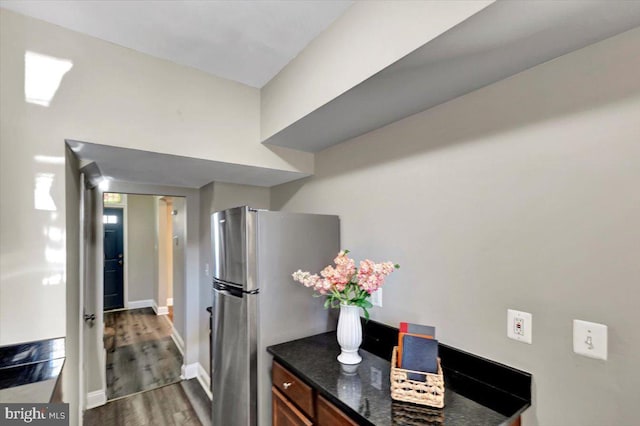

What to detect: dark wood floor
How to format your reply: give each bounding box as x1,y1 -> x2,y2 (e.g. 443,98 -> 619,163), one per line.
105,307 -> 173,347
84,381 -> 205,426
180,379 -> 212,426
105,308 -> 182,400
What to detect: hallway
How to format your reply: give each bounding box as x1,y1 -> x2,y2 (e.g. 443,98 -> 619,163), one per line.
105,308 -> 182,400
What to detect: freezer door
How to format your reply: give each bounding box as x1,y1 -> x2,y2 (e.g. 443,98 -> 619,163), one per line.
211,207 -> 247,286
211,285 -> 257,426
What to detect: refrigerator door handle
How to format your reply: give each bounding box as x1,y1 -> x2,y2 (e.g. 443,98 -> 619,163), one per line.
213,278 -> 259,296
213,281 -> 245,298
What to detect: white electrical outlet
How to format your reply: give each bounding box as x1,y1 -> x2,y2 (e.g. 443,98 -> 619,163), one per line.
507,309 -> 532,344
573,319 -> 607,360
371,288 -> 383,307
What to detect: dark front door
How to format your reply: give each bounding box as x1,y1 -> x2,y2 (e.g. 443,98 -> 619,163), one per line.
104,207 -> 124,310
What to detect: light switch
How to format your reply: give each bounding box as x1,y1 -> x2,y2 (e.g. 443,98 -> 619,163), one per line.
371,288 -> 382,307
573,319 -> 607,360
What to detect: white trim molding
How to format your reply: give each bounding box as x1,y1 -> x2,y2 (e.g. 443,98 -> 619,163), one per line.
152,300 -> 169,315
197,363 -> 212,400
168,318 -> 185,357
181,363 -> 199,380
127,299 -> 154,309
166,298 -> 174,306
86,390 -> 107,409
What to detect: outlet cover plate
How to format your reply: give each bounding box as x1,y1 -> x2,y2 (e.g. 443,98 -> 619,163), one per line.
573,319 -> 607,360
507,309 -> 532,344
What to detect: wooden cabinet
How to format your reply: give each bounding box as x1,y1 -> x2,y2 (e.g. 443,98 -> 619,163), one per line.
316,394 -> 358,426
273,361 -> 355,426
273,361 -> 315,419
273,360 -> 521,426
273,386 -> 313,426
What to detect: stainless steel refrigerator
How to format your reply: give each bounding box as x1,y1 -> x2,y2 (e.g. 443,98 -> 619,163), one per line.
211,206 -> 339,426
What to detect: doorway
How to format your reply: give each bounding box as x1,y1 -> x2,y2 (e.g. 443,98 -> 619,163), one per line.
101,192 -> 184,401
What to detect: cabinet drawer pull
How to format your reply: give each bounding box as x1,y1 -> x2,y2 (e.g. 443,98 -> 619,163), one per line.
283,382 -> 293,390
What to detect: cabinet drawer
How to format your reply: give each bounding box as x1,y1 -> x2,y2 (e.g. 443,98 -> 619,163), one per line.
272,362 -> 315,419
316,394 -> 358,426
272,387 -> 313,426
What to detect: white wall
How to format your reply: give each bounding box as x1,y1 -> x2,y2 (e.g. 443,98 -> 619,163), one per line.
261,0 -> 493,141
126,195 -> 156,303
198,182 -> 271,375
0,6 -> 309,345
271,28 -> 640,426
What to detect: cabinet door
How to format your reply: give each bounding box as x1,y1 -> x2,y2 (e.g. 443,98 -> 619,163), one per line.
273,387 -> 313,426
315,394 -> 357,426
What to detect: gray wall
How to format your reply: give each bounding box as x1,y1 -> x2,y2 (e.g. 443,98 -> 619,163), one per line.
271,28 -> 640,426
126,195 -> 156,303
198,182 -> 271,377
64,146 -> 80,426
171,197 -> 187,345
84,184 -> 105,398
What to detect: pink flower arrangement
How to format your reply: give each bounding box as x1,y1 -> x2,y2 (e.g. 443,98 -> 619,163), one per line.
292,250 -> 399,319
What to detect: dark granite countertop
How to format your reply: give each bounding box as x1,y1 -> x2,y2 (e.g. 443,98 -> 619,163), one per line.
0,337 -> 65,403
268,331 -> 529,426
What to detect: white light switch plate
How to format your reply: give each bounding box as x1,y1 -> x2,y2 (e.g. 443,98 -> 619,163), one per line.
371,288 -> 382,307
573,319 -> 607,360
507,309 -> 532,344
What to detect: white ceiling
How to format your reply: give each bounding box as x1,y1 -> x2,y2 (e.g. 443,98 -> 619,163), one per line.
67,140 -> 309,188
264,0 -> 640,151
0,0 -> 352,88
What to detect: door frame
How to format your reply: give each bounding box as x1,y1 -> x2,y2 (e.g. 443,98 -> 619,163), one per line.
102,195 -> 128,310
82,181 -> 198,411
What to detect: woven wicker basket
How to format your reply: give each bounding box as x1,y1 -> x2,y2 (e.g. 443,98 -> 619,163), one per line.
391,401 -> 445,425
390,346 -> 445,408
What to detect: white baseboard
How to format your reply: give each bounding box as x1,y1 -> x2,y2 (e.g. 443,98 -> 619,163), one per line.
181,363 -> 199,380
127,299 -> 153,309
197,362 -> 212,400
152,300 -> 169,315
167,298 -> 173,306
162,315 -> 185,357
86,390 -> 106,409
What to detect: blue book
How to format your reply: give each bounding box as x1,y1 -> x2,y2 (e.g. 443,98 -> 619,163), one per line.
401,334 -> 439,381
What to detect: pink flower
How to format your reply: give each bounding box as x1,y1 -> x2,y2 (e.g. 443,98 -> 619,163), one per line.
357,260 -> 396,294
293,251 -> 397,304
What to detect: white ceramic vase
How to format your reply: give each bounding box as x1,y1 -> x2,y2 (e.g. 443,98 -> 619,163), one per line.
336,304 -> 362,364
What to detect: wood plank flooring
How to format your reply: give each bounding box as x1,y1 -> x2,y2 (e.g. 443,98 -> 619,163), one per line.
180,379 -> 212,426
105,308 -> 182,400
105,307 -> 173,347
84,381 -> 203,426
